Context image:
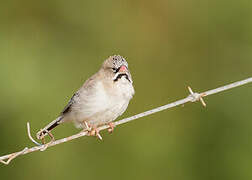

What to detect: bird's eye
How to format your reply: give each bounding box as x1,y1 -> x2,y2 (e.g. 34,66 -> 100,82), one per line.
112,67 -> 120,73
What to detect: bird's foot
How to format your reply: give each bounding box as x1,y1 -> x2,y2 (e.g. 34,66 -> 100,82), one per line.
37,129 -> 55,145
84,122 -> 102,140
107,122 -> 116,133
39,130 -> 55,151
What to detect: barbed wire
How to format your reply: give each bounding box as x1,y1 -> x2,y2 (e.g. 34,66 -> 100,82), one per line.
0,77 -> 251,165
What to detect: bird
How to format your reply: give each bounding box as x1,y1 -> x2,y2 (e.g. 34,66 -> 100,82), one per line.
36,55 -> 135,141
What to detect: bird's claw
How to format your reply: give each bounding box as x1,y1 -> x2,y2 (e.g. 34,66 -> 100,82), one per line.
84,122 -> 102,140
108,122 -> 115,133
37,129 -> 55,145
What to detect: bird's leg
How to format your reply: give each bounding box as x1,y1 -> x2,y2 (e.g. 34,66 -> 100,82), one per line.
41,137 -> 46,145
47,131 -> 55,142
37,129 -> 55,144
107,122 -> 116,133
84,122 -> 102,140
40,130 -> 55,145
37,129 -> 47,144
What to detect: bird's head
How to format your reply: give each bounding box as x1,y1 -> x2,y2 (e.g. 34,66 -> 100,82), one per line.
102,55 -> 132,83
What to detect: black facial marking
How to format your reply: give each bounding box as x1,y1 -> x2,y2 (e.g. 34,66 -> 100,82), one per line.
112,67 -> 120,74
114,73 -> 131,82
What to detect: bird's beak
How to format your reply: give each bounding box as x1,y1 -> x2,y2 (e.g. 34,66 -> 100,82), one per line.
119,65 -> 128,72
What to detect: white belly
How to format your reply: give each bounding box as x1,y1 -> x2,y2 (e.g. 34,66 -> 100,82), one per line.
68,80 -> 134,128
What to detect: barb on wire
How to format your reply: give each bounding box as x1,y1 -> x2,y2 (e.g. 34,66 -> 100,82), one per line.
0,77 -> 251,165
188,86 -> 207,107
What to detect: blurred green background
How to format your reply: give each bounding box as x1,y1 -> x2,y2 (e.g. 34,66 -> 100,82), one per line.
0,0 -> 252,179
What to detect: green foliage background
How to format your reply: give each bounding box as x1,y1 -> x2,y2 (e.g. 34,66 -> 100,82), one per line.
0,0 -> 252,179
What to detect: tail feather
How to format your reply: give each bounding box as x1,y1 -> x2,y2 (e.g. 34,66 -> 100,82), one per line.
36,116 -> 63,140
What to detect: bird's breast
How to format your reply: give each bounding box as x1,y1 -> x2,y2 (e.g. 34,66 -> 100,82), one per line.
70,79 -> 134,127
111,77 -> 135,100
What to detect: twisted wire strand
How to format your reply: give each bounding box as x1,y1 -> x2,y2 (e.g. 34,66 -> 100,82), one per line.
0,77 -> 251,165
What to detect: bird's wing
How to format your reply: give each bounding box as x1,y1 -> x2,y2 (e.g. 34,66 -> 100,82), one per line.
61,92 -> 79,115
61,73 -> 97,116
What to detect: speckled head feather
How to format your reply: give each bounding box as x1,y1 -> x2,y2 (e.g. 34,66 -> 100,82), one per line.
101,55 -> 132,83
102,55 -> 128,70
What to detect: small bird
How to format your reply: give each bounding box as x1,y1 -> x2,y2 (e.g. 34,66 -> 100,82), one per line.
36,55 -> 134,141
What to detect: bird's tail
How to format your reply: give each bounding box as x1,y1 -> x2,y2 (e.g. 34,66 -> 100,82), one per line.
36,116 -> 63,140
